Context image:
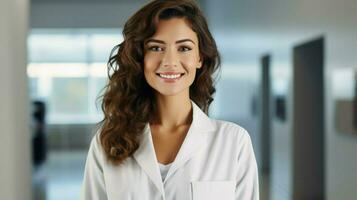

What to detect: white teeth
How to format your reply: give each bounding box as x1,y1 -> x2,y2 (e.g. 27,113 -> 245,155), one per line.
159,73 -> 182,79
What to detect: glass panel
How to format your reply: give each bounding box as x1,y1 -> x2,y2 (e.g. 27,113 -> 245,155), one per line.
28,34 -> 87,63
29,77 -> 38,100
93,77 -> 107,114
89,34 -> 123,62
49,77 -> 89,120
27,29 -> 121,124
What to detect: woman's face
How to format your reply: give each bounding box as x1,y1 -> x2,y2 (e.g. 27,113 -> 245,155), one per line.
143,18 -> 202,97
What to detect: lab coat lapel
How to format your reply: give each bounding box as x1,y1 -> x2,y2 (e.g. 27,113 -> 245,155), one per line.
133,124 -> 164,195
164,100 -> 215,182
133,100 -> 216,189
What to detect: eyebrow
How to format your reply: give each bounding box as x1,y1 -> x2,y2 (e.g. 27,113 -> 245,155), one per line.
145,39 -> 196,45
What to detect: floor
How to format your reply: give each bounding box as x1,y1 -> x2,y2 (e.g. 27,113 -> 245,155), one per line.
32,150 -> 270,200
260,172 -> 270,200
32,150 -> 87,200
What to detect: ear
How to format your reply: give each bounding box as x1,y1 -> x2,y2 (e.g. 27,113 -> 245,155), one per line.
197,57 -> 203,69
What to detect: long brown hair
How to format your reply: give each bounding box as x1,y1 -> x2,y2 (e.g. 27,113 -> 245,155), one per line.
98,0 -> 221,165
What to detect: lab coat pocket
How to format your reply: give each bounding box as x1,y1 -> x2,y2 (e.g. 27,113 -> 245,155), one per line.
191,181 -> 235,200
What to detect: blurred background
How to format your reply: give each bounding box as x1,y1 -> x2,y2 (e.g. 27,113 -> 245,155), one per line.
1,0 -> 357,199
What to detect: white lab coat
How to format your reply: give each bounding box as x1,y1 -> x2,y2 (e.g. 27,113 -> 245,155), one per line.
81,100 -> 259,200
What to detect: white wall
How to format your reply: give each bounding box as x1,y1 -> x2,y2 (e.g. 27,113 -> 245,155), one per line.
0,0 -> 32,199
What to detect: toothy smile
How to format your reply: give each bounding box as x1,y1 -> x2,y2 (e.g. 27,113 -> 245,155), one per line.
156,73 -> 185,79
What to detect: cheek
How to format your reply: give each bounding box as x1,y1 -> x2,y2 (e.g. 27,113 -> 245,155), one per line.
181,53 -> 198,65
180,50 -> 201,69
144,54 -> 157,70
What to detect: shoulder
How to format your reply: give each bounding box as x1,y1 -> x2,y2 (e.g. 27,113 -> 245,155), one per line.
89,128 -> 102,149
87,128 -> 106,162
210,119 -> 251,141
207,119 -> 254,153
205,119 -> 256,164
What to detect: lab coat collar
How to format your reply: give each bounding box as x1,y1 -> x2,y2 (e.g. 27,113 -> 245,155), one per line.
133,100 -> 215,195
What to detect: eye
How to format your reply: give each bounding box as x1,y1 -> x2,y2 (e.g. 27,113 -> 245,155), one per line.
178,46 -> 192,52
147,46 -> 164,52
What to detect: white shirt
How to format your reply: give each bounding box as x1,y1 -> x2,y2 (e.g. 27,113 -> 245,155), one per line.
81,100 -> 259,200
159,162 -> 172,182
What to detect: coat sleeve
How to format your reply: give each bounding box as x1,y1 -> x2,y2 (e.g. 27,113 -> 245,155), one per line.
80,132 -> 108,200
235,128 -> 260,200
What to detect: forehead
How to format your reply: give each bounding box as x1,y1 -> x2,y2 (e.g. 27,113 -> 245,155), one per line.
148,18 -> 198,43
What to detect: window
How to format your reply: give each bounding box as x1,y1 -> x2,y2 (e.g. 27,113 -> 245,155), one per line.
27,29 -> 122,124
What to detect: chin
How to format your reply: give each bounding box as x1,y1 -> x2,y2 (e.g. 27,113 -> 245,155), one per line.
156,90 -> 182,97
154,87 -> 188,97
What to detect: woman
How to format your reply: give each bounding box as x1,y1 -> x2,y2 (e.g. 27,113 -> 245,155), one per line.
81,0 -> 259,199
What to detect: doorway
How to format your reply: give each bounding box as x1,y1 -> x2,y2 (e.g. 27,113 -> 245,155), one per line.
260,54 -> 272,200
293,37 -> 325,200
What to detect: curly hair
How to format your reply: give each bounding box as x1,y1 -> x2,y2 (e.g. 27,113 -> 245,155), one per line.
98,0 -> 221,165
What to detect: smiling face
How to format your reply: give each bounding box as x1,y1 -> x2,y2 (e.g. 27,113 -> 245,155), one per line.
143,18 -> 202,97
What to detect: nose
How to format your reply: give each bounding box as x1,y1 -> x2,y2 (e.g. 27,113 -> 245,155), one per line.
161,48 -> 179,67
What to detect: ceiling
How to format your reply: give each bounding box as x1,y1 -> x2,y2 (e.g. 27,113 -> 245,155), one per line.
31,0 -> 146,3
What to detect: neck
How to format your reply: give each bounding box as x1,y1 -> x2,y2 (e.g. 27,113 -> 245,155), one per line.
151,92 -> 192,129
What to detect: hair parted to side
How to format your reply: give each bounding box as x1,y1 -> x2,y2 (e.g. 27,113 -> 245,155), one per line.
98,0 -> 221,165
